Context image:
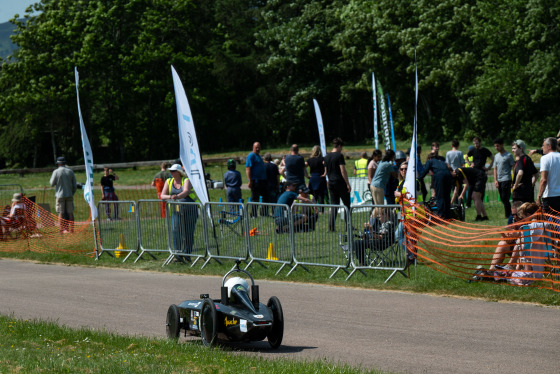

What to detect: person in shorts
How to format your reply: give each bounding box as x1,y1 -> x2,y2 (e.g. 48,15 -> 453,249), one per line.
49,157 -> 77,233
453,167 -> 488,221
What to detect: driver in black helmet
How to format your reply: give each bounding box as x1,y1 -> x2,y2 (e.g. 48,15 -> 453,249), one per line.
224,159 -> 242,203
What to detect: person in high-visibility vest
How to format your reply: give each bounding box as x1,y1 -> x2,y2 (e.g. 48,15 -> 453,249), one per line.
160,164 -> 199,257
354,152 -> 369,178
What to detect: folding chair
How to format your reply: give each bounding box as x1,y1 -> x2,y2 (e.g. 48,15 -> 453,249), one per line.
218,209 -> 244,237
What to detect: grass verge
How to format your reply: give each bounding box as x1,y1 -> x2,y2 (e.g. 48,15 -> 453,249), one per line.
0,315 -> 382,374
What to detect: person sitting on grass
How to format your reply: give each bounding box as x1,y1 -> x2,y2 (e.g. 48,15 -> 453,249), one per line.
488,201 -> 524,275
0,193 -> 26,239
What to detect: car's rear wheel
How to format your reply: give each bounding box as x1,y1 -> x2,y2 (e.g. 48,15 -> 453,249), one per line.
266,296 -> 284,349
200,299 -> 217,347
166,304 -> 181,340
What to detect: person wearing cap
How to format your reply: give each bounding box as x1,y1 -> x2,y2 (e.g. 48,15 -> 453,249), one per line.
512,140 -> 538,204
264,153 -> 280,204
537,137 -> 560,213
0,193 -> 26,239
161,164 -> 199,256
245,142 -> 268,217
493,137 -> 515,219
223,159 -> 242,203
49,156 -> 77,233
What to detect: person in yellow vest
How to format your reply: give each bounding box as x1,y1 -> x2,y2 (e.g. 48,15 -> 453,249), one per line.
293,187 -> 318,232
160,164 -> 199,258
354,152 -> 369,178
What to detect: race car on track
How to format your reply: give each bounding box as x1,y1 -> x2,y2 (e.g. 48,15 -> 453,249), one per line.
165,261 -> 284,348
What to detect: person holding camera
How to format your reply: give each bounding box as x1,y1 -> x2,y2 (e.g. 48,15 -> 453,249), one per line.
101,167 -> 120,221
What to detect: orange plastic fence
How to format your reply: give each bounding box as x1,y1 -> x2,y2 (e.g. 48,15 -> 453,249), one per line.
0,197 -> 96,256
402,198 -> 560,292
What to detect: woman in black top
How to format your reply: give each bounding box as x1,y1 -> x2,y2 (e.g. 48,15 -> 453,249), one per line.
307,145 -> 327,206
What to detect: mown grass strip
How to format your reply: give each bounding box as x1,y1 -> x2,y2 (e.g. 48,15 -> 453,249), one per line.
0,315 -> 382,374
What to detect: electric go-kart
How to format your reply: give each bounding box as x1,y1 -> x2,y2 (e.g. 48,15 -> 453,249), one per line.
165,261 -> 284,348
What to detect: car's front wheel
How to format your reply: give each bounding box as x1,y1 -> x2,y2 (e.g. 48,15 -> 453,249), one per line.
200,299 -> 217,347
166,304 -> 181,340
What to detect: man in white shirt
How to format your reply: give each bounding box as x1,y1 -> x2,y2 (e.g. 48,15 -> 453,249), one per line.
537,137 -> 560,213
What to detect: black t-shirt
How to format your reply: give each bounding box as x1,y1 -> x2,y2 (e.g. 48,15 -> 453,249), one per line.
264,162 -> 279,190
455,167 -> 483,185
100,175 -> 116,191
467,147 -> 492,170
284,154 -> 306,185
513,155 -> 538,200
307,156 -> 325,174
324,152 -> 345,183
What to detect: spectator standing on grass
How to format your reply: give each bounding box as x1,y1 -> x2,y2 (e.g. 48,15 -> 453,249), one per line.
512,140 -> 538,204
101,168 -> 120,221
467,136 -> 493,199
367,149 -> 383,188
430,142 -> 446,162
307,145 -> 327,207
445,139 -> 464,171
370,149 -> 396,216
354,152 -> 369,178
324,138 -> 351,231
49,157 -> 77,233
283,144 -> 308,192
224,159 -> 242,203
161,164 -> 199,256
453,166 -> 489,221
264,153 -> 280,204
245,142 -> 268,216
493,138 -> 515,219
537,137 -> 560,213
151,162 -> 171,197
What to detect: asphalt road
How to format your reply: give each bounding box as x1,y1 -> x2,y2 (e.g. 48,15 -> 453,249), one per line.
1,259 -> 559,374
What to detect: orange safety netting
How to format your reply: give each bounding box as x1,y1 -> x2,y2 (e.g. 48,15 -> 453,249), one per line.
0,196 -> 96,256
401,198 -> 560,292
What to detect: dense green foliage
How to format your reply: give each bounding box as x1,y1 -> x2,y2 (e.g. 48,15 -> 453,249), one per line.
0,0 -> 558,168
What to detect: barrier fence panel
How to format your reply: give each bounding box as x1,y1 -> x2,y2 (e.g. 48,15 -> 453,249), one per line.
136,199 -> 170,262
289,203 -> 351,278
202,202 -> 249,268
347,204 -> 408,282
246,202 -> 294,274
96,201 -> 139,262
163,201 -> 206,267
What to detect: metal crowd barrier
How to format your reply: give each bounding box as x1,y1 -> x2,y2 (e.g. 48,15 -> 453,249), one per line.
95,199 -> 413,282
136,200 -> 170,263
245,202 -> 294,274
346,204 -> 408,282
202,202 -> 249,268
288,203 -> 351,278
162,201 -> 206,266
96,200 -> 139,262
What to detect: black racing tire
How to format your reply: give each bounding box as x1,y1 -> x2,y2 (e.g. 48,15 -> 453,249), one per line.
166,304 -> 181,340
200,299 -> 218,347
266,296 -> 284,349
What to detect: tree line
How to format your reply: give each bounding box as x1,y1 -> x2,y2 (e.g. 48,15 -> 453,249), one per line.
0,0 -> 558,168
